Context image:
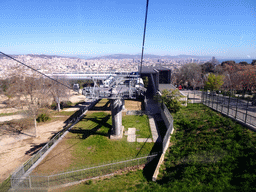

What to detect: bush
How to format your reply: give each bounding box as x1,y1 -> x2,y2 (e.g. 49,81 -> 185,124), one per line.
50,102 -> 57,110
36,113 -> 50,123
60,101 -> 73,108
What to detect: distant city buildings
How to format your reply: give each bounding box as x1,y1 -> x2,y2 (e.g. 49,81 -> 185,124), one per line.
0,55 -> 208,79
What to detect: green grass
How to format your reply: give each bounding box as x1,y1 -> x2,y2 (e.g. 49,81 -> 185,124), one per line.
60,170 -> 154,192
123,114 -> 151,138
32,111 -> 155,175
0,177 -> 11,192
59,103 -> 256,191
65,112 -> 154,169
0,112 -> 19,117
157,103 -> 256,191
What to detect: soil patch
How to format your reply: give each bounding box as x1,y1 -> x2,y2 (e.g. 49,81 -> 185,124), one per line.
0,121 -> 65,182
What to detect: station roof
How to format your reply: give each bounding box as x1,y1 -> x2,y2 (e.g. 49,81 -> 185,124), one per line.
139,66 -> 170,74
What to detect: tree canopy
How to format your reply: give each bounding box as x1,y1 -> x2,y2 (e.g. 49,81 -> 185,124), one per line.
204,73 -> 224,91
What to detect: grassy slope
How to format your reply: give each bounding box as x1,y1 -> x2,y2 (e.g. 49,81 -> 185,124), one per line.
67,112 -> 154,168
60,104 -> 256,191
32,111 -> 154,175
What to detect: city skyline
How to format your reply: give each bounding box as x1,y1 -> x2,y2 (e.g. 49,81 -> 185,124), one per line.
1,0 -> 255,58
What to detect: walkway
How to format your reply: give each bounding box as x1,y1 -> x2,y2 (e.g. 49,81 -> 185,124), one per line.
125,128 -> 153,143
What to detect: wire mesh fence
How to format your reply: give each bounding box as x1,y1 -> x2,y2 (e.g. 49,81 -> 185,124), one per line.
11,154 -> 158,189
202,92 -> 256,128
10,99 -> 98,188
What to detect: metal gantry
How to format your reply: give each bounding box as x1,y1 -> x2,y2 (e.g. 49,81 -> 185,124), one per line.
81,73 -> 146,139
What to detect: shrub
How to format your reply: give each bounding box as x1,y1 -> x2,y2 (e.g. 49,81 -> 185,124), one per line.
60,101 -> 73,108
50,102 -> 57,110
36,113 -> 50,123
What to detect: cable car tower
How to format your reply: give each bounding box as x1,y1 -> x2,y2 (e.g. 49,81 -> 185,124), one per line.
82,72 -> 146,139
82,0 -> 149,140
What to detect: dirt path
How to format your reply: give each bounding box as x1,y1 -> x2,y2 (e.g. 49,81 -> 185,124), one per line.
0,114 -> 25,122
0,121 -> 65,182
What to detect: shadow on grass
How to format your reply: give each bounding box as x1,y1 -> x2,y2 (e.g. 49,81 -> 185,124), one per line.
90,100 -> 111,111
142,141 -> 162,181
69,115 -> 111,139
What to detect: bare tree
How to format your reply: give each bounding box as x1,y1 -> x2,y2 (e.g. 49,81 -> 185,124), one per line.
174,63 -> 202,89
46,76 -> 70,112
5,67 -> 45,137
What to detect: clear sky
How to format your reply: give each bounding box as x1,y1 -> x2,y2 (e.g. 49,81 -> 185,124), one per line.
0,0 -> 255,59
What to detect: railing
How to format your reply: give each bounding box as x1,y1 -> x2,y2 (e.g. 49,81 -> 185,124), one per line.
11,154 -> 158,189
11,99 -> 99,188
201,92 -> 256,128
155,92 -> 174,152
160,104 -> 174,152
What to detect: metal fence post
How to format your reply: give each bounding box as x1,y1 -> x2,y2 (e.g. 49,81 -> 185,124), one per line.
227,94 -> 231,116
245,100 -> 249,124
235,97 -> 239,119
212,94 -> 214,108
29,176 -> 32,188
216,94 -> 219,111
221,94 -> 224,113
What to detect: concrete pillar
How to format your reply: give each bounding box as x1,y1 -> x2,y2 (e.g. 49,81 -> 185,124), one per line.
110,99 -> 124,139
122,99 -> 125,110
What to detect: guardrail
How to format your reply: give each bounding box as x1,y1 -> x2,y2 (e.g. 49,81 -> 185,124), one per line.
202,92 -> 256,128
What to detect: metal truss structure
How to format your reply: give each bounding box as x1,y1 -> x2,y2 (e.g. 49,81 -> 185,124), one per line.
82,74 -> 146,100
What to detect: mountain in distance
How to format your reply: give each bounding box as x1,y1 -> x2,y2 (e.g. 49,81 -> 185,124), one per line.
1,53 -> 235,61
88,54 -> 212,60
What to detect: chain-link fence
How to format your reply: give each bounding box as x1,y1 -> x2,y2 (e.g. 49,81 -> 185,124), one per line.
11,154 -> 158,190
202,92 -> 256,128
11,99 -> 99,189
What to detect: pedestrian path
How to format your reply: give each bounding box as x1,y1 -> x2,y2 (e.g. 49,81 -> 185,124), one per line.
145,97 -> 162,143
125,128 -> 153,143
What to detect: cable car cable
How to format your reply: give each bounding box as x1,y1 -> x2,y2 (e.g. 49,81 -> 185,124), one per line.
0,51 -> 72,89
139,0 -> 149,76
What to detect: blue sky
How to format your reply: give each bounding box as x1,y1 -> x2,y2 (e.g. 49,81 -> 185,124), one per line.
0,0 -> 255,59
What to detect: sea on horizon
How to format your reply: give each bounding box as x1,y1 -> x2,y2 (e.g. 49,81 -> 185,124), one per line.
217,59 -> 255,64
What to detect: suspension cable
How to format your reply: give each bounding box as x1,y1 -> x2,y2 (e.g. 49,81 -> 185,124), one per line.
139,0 -> 149,76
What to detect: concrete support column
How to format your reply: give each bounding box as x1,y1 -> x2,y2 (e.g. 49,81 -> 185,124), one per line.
122,99 -> 125,110
110,99 -> 124,139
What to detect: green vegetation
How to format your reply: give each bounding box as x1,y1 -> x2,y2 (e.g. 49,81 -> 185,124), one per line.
0,177 -> 11,192
204,73 -> 224,91
59,104 -> 256,191
122,114 -> 151,138
67,112 -> 154,168
32,111 -> 154,175
0,112 -> 19,117
157,104 -> 256,191
156,89 -> 185,113
60,170 -> 151,192
36,113 -> 50,123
